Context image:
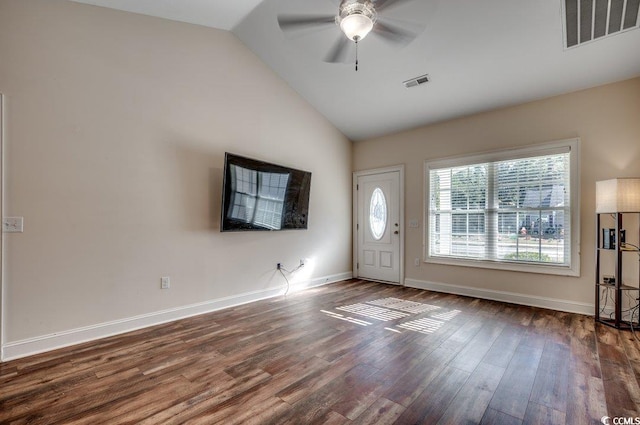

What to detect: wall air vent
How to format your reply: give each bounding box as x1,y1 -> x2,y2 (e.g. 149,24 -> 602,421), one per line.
403,74 -> 430,88
563,0 -> 640,48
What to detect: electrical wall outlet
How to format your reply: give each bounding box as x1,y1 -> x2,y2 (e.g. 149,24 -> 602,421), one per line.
161,276 -> 170,289
3,217 -> 24,233
414,258 -> 420,266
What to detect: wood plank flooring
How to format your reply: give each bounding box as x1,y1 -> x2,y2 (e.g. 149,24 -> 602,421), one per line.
1,279 -> 639,424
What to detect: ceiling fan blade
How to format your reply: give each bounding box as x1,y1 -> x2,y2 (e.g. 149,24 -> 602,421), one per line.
324,36 -> 350,63
277,14 -> 336,32
373,0 -> 417,12
373,19 -> 420,45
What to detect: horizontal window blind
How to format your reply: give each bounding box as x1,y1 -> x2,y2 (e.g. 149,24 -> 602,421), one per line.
428,145 -> 573,270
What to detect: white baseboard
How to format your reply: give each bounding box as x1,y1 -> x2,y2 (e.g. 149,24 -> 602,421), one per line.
295,272 -> 353,291
404,278 -> 594,316
1,272 -> 352,362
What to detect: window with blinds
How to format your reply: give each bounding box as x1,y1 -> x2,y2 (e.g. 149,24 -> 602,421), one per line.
425,139 -> 580,276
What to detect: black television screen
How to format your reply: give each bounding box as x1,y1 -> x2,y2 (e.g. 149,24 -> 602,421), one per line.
221,153 -> 311,231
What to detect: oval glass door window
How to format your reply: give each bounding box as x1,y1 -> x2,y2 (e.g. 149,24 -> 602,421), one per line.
369,188 -> 387,240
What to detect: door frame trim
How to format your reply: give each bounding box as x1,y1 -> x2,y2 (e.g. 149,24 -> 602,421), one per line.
0,94 -> 4,360
353,165 -> 405,285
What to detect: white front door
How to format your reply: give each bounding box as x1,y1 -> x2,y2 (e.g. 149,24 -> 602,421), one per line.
355,168 -> 403,284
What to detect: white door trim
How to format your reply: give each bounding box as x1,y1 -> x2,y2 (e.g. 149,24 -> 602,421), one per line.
0,94 -> 5,360
353,165 -> 405,285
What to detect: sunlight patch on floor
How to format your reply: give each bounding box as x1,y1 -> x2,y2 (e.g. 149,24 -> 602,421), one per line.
321,297 -> 462,335
336,303 -> 410,321
366,297 -> 441,314
397,317 -> 444,334
320,310 -> 372,326
431,309 -> 461,321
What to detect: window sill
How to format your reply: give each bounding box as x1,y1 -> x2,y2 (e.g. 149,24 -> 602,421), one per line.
425,255 -> 580,277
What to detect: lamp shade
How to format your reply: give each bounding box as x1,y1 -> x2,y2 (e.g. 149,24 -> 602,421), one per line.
340,14 -> 374,41
596,178 -> 640,213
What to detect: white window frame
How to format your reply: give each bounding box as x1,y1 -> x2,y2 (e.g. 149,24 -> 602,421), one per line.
424,138 -> 580,277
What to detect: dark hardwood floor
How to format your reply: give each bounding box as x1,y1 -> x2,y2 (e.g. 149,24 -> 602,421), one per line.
1,279 -> 639,424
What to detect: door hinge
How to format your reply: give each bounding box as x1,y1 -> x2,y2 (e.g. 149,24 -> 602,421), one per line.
357,262 -> 359,269
357,223 -> 359,230
357,184 -> 359,190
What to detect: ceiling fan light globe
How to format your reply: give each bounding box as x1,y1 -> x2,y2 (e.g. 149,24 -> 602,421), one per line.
340,14 -> 373,41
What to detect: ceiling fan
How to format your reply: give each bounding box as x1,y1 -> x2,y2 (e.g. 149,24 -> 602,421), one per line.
277,0 -> 422,71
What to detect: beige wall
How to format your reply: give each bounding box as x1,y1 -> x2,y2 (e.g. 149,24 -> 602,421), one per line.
354,77 -> 640,307
0,0 -> 352,347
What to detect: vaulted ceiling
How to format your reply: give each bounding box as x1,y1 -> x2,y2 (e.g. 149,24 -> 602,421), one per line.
71,0 -> 640,141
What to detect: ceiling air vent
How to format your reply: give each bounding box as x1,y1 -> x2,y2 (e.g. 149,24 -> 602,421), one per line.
403,74 -> 430,88
563,0 -> 640,48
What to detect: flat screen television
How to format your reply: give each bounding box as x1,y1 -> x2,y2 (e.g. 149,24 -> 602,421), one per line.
221,153 -> 311,231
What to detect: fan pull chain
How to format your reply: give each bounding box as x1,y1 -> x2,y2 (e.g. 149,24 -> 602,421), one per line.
355,37 -> 359,71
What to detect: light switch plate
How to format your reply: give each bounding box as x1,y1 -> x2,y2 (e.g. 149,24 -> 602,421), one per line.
3,217 -> 24,233
409,219 -> 419,228
161,276 -> 170,289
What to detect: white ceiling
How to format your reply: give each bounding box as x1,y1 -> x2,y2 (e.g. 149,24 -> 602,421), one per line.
72,0 -> 640,141
70,0 -> 264,30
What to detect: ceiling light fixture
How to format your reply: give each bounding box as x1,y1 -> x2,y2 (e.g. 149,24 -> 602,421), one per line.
338,1 -> 377,41
336,1 -> 377,71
